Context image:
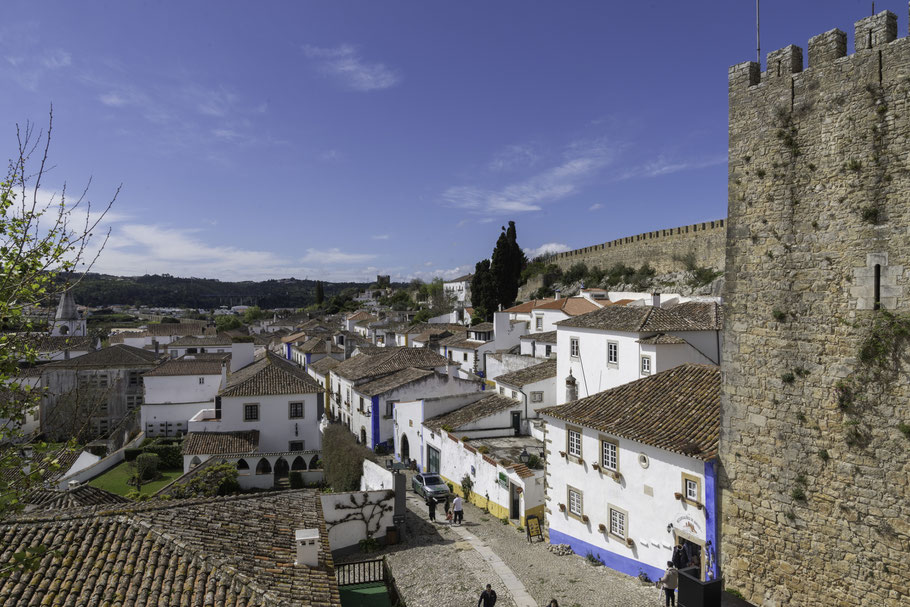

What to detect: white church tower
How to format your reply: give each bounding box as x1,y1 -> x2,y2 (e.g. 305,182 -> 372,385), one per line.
51,290 -> 86,337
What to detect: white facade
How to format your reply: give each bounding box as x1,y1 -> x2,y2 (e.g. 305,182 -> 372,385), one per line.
189,391 -> 323,453
542,415 -> 716,581
443,276 -> 472,304
493,376 -> 557,426
519,336 -> 556,359
393,392 -> 486,463
141,371 -> 223,437
556,327 -> 718,404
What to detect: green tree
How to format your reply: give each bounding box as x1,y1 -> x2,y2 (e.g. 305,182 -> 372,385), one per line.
489,221 -> 525,310
315,280 -> 325,305
322,424 -> 376,491
242,305 -> 265,323
470,259 -> 498,321
215,314 -> 243,331
0,111 -> 117,517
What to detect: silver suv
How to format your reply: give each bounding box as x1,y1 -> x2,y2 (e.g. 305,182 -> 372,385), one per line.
411,473 -> 449,499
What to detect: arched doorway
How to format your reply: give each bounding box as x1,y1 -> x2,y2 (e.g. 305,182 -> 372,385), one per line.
291,456 -> 306,471
360,427 -> 367,445
308,454 -> 320,470
190,456 -> 201,468
274,457 -> 290,479
400,434 -> 410,462
237,458 -> 249,471
255,458 -> 272,475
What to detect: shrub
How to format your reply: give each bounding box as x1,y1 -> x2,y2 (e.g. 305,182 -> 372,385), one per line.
563,263 -> 589,285
322,423 -> 377,492
168,463 -> 240,498
144,443 -> 182,468
460,473 -> 474,498
526,454 -> 543,469
860,206 -> 880,224
135,453 -> 160,481
289,471 -> 304,489
790,487 -> 806,501
124,448 -> 143,462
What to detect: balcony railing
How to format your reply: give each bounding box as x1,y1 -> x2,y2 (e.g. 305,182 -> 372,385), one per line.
336,558 -> 385,586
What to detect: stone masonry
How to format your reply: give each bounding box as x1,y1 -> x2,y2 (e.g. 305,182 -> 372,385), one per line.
721,9 -> 910,607
550,219 -> 726,273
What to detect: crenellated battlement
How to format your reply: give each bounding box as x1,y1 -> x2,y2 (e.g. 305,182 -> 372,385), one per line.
729,9 -> 903,89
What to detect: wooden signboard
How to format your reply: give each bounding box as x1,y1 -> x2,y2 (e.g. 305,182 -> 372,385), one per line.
526,514 -> 543,543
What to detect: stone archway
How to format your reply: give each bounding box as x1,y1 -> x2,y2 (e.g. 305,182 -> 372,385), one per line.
274,457 -> 290,479
255,458 -> 272,475
400,434 -> 410,462
236,458 -> 249,471
291,456 -> 307,471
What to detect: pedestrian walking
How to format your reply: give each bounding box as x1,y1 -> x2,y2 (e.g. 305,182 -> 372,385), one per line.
427,496 -> 437,522
658,561 -> 678,607
477,584 -> 497,607
453,494 -> 464,525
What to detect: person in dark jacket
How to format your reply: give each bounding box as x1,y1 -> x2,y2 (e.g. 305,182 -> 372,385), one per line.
477,584 -> 497,607
671,544 -> 687,570
659,561 -> 679,607
427,496 -> 437,522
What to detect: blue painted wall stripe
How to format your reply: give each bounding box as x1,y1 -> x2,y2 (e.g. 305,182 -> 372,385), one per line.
704,459 -> 719,580
371,396 -> 380,449
548,528 -> 664,582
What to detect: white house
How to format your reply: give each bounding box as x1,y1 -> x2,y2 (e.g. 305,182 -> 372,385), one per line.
519,331 -> 557,359
109,322 -> 213,350
290,336 -> 344,369
187,351 -> 325,462
504,296 -> 601,334
305,355 -> 340,390
492,359 -> 558,434
344,311 -> 377,332
555,301 -> 723,403
539,364 -> 720,582
393,392 -> 487,464
166,335 -> 232,358
439,313 -> 528,377
443,273 -> 473,305
141,354 -> 228,438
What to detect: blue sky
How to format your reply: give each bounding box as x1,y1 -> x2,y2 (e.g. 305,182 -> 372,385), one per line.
0,1 -> 895,281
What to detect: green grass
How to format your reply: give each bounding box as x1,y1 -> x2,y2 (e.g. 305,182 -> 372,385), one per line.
338,583 -> 393,607
88,461 -> 183,497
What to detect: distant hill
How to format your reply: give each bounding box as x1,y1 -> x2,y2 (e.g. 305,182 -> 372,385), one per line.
64,273 -> 377,309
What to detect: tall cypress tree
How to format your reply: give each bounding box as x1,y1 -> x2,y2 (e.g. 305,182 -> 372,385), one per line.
504,220 -> 526,307
470,259 -> 498,321
490,227 -> 511,310
315,281 -> 325,305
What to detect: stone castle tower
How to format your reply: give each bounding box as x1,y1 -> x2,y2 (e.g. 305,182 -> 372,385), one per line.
721,9 -> 910,607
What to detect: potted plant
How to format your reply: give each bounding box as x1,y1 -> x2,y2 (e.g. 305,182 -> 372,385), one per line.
674,492 -> 683,500
598,523 -> 607,533
558,503 -> 566,512
625,537 -> 635,548
581,514 -> 590,523
591,462 -> 600,471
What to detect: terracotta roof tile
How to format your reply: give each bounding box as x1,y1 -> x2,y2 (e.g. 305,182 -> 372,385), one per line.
43,344 -> 161,369
169,334 -> 233,347
24,485 -> 130,509
220,352 -> 323,397
308,356 -> 341,375
494,359 -> 557,387
424,394 -> 520,432
637,333 -> 687,345
332,347 -> 448,382
520,330 -> 557,343
144,358 -> 225,377
556,303 -> 723,332
183,430 -> 260,455
539,364 -> 720,460
356,368 -> 435,397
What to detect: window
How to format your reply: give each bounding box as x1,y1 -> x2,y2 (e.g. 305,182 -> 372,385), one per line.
567,427 -> 582,458
640,356 -> 651,375
535,316 -> 543,330
499,387 -> 504,395
570,338 -> 580,358
463,353 -> 468,362
511,390 -> 518,399
385,400 -> 394,417
607,341 -> 618,366
545,345 -> 552,357
128,371 -> 142,386
244,403 -> 260,421
359,396 -> 364,412
289,402 -> 304,419
567,486 -> 583,518
448,351 -> 453,360
126,395 -> 143,409
199,377 -> 205,384
531,391 -> 543,403
609,506 -> 627,538
682,473 -> 702,502
600,438 -> 618,471
289,441 -> 304,451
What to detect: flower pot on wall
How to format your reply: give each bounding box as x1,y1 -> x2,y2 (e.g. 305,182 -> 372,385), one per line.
625,537 -> 635,547
598,523 -> 607,533
674,492 -> 683,500
558,503 -> 566,512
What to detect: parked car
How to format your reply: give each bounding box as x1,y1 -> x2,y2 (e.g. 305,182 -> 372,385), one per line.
411,473 -> 450,499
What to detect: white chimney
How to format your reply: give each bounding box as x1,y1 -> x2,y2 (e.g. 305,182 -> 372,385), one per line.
295,528 -> 320,567
231,341 -> 255,373
68,480 -> 81,489
652,293 -> 661,308
555,289 -> 561,300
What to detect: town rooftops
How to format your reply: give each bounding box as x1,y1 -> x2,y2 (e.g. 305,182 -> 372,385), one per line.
539,364 -> 720,460
296,337 -> 343,354
556,301 -> 724,332
503,297 -> 599,316
332,347 -> 449,382
494,359 -> 557,387
424,394 -> 520,432
308,356 -> 341,375
141,322 -> 212,337
356,367 -> 436,397
0,446 -> 82,490
167,334 -> 233,347
24,484 -> 130,510
520,330 -> 557,343
43,344 -> 161,369
144,357 -> 226,377
220,352 -> 323,397
29,333 -> 97,353
637,333 -> 687,345
346,310 -> 377,323
470,322 -> 494,332
182,430 -> 260,455
0,490 -> 341,607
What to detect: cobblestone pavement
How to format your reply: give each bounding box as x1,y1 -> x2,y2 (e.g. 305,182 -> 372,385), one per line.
339,484 -> 664,607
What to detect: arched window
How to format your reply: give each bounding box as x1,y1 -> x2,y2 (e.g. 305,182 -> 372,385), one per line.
255,458 -> 272,475
292,456 -> 306,471
190,456 -> 201,468
236,458 -> 249,470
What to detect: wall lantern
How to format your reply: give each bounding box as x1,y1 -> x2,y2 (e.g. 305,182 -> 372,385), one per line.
519,448 -> 530,464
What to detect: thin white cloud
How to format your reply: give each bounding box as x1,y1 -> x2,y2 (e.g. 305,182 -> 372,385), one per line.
524,242 -> 570,259
300,248 -> 377,264
372,234 -> 390,240
412,264 -> 474,281
617,155 -> 726,181
488,143 -> 539,172
303,44 -> 401,91
5,48 -> 72,90
589,203 -> 603,211
320,149 -> 342,161
41,50 -> 72,69
443,138 -> 616,216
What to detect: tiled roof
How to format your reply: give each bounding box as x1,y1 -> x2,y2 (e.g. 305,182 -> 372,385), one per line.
445,338 -> 489,351
281,330 -> 310,344
494,359 -> 557,387
0,490 -> 341,607
308,356 -> 341,375
470,322 -> 494,332
332,347 -> 449,382
534,297 -> 601,316
425,394 -> 520,432
637,333 -> 687,345
539,364 -> 720,460
414,329 -> 456,343
346,311 -> 376,322
44,344 -> 160,369
357,367 -> 436,397
0,446 -> 83,488
556,303 -> 724,332
520,330 -> 557,343
296,337 -> 343,354
220,352 -> 323,397
183,430 -> 260,455
24,484 -> 130,509
141,322 -> 211,337
168,334 -> 233,347
28,334 -> 96,353
503,299 -> 548,313
445,273 -> 473,283
436,332 -> 467,346
144,358 -> 225,377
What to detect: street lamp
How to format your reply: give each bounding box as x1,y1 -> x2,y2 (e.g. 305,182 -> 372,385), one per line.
519,448 -> 530,464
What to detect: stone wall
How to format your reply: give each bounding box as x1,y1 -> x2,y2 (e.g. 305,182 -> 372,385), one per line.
720,11 -> 910,607
550,219 -> 726,273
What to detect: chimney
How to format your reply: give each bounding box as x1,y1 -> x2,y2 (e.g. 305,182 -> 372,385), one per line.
230,340 -> 255,373
344,338 -> 354,359
651,293 -> 661,308
565,370 -> 578,403
555,289 -> 561,300
153,340 -> 160,357
295,529 -> 320,567
325,338 -> 333,358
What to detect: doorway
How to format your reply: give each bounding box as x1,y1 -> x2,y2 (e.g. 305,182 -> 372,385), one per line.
673,531 -> 705,580
509,483 -> 520,520
400,434 -> 410,462
274,457 -> 289,479
511,411 -> 521,436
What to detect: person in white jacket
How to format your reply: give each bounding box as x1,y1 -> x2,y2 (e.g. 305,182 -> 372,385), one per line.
658,561 -> 678,607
